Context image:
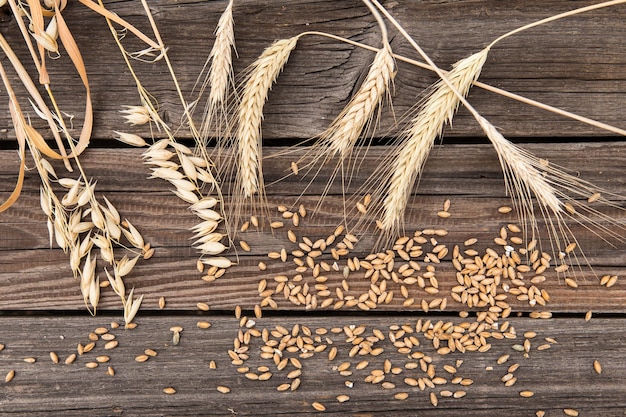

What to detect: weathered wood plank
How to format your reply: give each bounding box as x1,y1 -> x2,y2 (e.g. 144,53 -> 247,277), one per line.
0,315 -> 624,416
0,0 -> 625,142
1,190 -> 625,312
1,143 -> 625,312
1,142 -> 625,195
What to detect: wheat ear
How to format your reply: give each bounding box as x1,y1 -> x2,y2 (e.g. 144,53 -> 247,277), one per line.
236,36 -> 299,198
196,0 -> 236,142
381,48 -> 489,233
480,116 -> 625,263
323,42 -> 395,159
207,0 -> 235,108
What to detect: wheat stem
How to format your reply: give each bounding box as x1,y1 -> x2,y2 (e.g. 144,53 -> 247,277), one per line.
488,0 -> 626,49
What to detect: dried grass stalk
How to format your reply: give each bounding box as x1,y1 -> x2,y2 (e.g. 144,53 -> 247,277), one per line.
381,48 -> 489,234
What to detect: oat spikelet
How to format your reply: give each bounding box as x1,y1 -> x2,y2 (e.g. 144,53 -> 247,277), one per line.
322,42 -> 395,159
236,36 -> 299,197
381,48 -> 489,233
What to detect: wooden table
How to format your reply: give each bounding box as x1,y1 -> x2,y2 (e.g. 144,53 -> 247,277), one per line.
1,1 -> 625,415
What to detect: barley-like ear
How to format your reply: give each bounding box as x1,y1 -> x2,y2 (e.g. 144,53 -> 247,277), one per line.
235,36 -> 299,198
380,48 -> 489,235
206,0 -> 235,108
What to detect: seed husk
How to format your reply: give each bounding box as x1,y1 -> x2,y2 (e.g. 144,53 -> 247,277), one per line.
159,296 -> 166,309
337,394 -> 350,403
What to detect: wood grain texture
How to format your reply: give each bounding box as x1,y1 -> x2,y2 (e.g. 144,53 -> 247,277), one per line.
0,316 -> 625,416
0,0 -> 625,143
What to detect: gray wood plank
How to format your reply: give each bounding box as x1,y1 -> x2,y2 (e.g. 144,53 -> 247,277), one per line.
0,315 -> 624,416
1,143 -> 625,312
0,0 -> 625,143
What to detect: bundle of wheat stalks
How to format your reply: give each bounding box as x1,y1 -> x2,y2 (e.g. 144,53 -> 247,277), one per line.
0,0 -> 624,321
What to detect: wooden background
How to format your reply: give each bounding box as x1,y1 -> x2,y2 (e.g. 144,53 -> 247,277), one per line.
1,0 -> 626,415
